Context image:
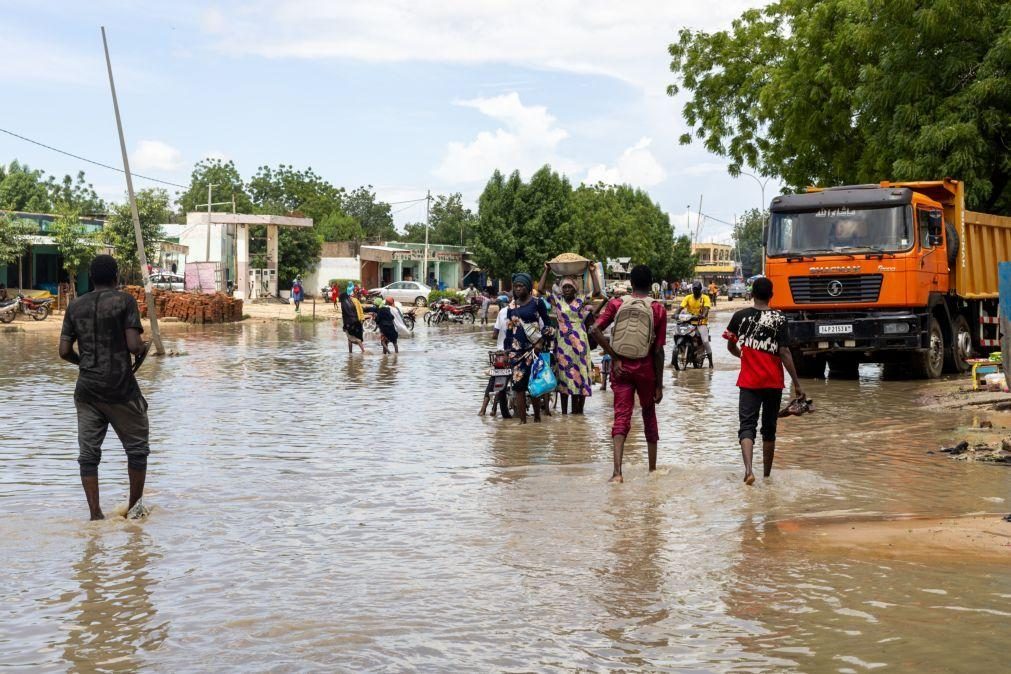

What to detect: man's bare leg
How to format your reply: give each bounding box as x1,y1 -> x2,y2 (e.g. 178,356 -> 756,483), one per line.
740,438 -> 756,485
610,434 -> 626,483
479,393 -> 490,416
128,467 -> 146,511
762,440 -> 775,478
560,394 -> 569,414
516,392 -> 527,424
82,475 -> 104,520
647,441 -> 657,472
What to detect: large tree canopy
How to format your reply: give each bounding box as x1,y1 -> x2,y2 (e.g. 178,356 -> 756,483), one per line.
103,188 -> 170,283
732,208 -> 765,277
0,161 -> 105,214
669,0 -> 1011,211
400,193 -> 477,246
178,159 -> 253,215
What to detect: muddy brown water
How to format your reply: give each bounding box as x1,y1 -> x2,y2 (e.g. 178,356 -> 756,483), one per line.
1,314 -> 1008,672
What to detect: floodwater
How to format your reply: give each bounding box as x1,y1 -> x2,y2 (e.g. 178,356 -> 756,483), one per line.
1,311 -> 1008,672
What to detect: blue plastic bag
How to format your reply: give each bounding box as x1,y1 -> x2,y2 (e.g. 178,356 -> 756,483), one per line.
528,352 -> 557,398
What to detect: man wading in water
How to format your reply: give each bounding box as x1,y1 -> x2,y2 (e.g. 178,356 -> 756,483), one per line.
591,265 -> 667,483
723,277 -> 805,485
59,255 -> 151,520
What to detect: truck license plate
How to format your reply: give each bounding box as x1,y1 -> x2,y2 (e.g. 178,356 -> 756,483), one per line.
818,324 -> 853,335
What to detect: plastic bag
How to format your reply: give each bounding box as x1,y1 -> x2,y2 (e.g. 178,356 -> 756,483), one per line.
528,352 -> 557,398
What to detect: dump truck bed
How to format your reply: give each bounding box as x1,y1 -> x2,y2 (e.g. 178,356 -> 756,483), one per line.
957,210 -> 1011,299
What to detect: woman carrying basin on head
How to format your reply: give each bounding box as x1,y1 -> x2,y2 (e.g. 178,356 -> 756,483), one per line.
537,261 -> 602,414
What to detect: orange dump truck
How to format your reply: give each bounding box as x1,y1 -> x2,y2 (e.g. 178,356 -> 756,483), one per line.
765,179 -> 1011,378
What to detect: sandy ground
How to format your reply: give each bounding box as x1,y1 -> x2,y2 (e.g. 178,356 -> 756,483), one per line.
765,514 -> 1011,561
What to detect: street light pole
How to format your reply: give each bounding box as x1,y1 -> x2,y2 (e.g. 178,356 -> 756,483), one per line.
736,170 -> 773,276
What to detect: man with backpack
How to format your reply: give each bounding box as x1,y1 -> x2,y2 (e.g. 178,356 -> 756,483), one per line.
590,265 -> 667,483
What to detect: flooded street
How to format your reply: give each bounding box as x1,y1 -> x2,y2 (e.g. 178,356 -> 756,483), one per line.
1,314 -> 1008,672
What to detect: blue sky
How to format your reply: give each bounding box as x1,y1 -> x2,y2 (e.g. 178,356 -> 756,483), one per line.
0,0 -> 778,243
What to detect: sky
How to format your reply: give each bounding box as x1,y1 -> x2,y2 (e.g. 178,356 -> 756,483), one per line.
0,0 -> 780,244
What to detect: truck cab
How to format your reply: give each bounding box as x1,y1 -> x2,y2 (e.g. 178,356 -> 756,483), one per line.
765,181 -> 972,378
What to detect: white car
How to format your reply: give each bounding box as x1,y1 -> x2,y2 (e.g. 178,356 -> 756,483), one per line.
151,272 -> 185,291
371,281 -> 432,306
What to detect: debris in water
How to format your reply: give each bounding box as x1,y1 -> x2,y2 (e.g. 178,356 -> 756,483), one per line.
940,439 -> 1011,464
941,441 -> 970,455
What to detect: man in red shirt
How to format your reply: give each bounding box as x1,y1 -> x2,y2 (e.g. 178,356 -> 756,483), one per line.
591,265 -> 667,483
723,277 -> 805,486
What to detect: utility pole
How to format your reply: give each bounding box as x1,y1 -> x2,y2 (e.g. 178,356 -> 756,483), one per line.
205,183 -> 217,262
694,194 -> 704,245
423,189 -> 431,288
101,27 -> 164,356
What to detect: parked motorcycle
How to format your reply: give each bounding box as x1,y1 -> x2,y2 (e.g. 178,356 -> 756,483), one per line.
0,295 -> 53,323
402,307 -> 418,331
424,298 -> 453,325
672,314 -> 706,370
433,302 -> 476,325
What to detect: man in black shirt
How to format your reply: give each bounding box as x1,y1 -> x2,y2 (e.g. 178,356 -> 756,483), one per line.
59,255 -> 150,520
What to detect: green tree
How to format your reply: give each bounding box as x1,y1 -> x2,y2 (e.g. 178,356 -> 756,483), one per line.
471,170 -> 521,283
0,161 -> 52,212
246,165 -> 337,286
567,183 -> 679,279
669,0 -> 1011,211
103,189 -> 170,284
343,185 -> 396,240
670,235 -> 697,280
47,171 -> 106,214
0,212 -> 38,290
317,211 -> 363,242
51,205 -> 97,298
732,208 -> 765,277
178,159 -> 253,215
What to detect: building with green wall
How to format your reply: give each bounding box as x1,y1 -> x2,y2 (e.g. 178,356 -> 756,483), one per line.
1,212 -> 106,295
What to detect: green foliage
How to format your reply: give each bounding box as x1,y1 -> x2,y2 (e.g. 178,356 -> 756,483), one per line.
276,227 -> 322,288
178,159 -> 252,214
318,211 -> 363,242
0,161 -> 105,213
0,212 -> 36,288
0,161 -> 54,212
732,209 -> 765,277
103,189 -> 170,283
471,167 -> 572,282
669,0 -> 1011,211
670,235 -> 697,281
400,193 -> 477,246
428,289 -> 462,304
51,205 -> 98,297
343,185 -> 396,240
326,278 -> 360,289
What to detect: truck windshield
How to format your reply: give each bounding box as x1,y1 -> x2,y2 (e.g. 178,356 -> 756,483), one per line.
768,205 -> 912,256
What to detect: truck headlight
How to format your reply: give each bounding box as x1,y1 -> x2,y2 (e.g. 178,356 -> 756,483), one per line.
883,322 -> 911,334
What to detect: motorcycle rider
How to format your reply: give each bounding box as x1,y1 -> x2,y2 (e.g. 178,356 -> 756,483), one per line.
679,282 -> 714,368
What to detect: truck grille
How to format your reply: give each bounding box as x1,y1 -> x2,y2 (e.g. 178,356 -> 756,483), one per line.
788,274 -> 882,304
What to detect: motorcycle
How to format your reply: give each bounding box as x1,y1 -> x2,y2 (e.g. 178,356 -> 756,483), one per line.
431,301 -> 476,325
0,295 -> 53,323
672,314 -> 706,370
402,307 -> 418,331
480,350 -> 514,418
424,298 -> 453,325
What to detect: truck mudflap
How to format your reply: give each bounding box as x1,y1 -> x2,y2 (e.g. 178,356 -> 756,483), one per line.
785,312 -> 930,354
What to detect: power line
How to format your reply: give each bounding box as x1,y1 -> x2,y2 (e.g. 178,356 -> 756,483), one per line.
391,200 -> 422,216
386,196 -> 429,205
0,126 -> 189,189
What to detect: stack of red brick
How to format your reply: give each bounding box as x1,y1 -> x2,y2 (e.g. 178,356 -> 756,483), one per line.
123,286 -> 244,324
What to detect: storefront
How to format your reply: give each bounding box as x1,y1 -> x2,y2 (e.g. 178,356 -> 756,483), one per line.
1,212 -> 106,295
359,242 -> 468,290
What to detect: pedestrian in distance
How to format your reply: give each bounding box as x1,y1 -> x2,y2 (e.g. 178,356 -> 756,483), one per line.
291,277 -> 304,313
58,255 -> 151,521
590,264 -> 667,483
376,296 -> 401,354
723,277 -> 805,486
339,290 -> 366,353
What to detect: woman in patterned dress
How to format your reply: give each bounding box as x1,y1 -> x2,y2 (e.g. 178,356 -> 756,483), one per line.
504,272 -> 551,424
538,262 -> 602,414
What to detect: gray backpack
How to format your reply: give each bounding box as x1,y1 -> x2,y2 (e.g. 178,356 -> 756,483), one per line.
611,295 -> 654,359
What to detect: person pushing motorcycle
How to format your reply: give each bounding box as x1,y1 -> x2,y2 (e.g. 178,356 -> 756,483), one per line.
679,282 -> 714,368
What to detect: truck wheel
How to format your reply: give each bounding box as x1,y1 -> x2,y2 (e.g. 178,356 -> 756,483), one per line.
911,317 -> 945,379
944,315 -> 972,373
828,356 -> 860,380
793,351 -> 826,378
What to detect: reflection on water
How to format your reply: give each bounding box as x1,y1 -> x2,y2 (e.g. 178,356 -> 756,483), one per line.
0,317 -> 1007,671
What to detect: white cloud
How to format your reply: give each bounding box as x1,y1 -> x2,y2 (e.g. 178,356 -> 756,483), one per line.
132,140 -> 184,172
195,0 -> 766,92
434,92 -> 579,183
584,137 -> 665,187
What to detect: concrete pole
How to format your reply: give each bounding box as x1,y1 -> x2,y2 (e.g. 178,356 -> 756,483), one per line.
101,27 -> 164,355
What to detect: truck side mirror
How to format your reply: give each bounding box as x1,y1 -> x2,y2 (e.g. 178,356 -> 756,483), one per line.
928,211 -> 943,247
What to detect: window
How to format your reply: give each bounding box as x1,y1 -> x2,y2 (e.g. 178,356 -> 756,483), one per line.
918,208 -> 942,249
